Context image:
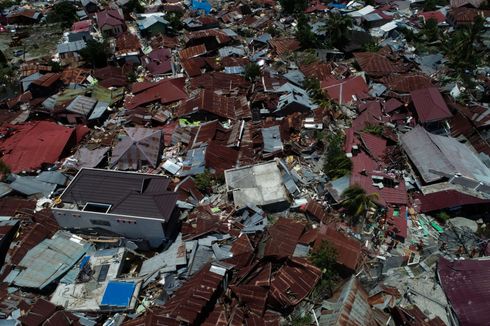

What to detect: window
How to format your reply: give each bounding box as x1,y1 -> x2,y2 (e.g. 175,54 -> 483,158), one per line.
90,219 -> 111,227
97,264 -> 110,282
83,202 -> 111,213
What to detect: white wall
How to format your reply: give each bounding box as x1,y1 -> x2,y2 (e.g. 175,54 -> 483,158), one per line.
52,208 -> 167,248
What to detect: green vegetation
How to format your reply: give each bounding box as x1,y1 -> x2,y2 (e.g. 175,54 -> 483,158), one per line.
0,159 -> 10,176
278,0 -> 308,14
310,240 -> 339,298
363,41 -> 381,52
323,133 -> 352,180
165,12 -> 184,33
363,124 -> 383,136
122,0 -> 144,14
443,15 -> 486,74
244,62 -> 261,82
341,185 -> 378,224
423,0 -> 449,11
80,40 -> 110,68
195,170 -> 214,192
421,18 -> 441,43
47,1 -> 78,28
324,12 -> 353,48
295,14 -> 320,49
290,312 -> 313,326
0,0 -> 17,11
436,211 -> 450,222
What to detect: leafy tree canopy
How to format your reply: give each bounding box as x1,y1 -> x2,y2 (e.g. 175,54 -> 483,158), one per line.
80,40 -> 110,68
278,0 -> 308,14
47,1 -> 78,28
244,62 -> 260,81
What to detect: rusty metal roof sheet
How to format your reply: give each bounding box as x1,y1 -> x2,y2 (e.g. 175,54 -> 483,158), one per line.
314,227 -> 362,271
319,276 -> 376,326
264,218 -> 305,258
111,127 -> 162,170
179,44 -> 207,60
268,38 -> 301,56
410,87 -> 452,123
178,90 -> 251,120
269,258 -> 321,309
354,52 -> 405,76
160,263 -> 225,324
438,257 -> 490,325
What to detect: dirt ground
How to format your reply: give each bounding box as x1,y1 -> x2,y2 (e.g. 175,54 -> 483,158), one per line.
0,24 -> 63,62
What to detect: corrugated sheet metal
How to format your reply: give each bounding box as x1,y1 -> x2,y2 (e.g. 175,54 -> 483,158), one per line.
0,121 -> 75,173
410,87 -> 452,123
111,127 -> 162,170
9,231 -> 90,289
264,218 -> 305,258
438,257 -> 490,325
269,258 -> 321,309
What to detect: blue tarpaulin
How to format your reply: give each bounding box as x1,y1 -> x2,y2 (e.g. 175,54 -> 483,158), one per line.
191,0 -> 212,14
101,281 -> 136,307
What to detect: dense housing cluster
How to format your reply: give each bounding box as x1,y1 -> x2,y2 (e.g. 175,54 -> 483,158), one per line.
0,0 -> 489,324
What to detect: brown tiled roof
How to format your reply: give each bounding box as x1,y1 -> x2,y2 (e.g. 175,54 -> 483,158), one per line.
115,32 -> 141,52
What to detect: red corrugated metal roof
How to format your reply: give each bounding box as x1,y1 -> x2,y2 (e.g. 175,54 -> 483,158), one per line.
179,44 -> 207,60
381,74 -> 433,93
438,257 -> 490,325
264,218 -> 305,258
419,10 -> 446,23
178,90 -> 251,120
0,121 -> 75,173
359,132 -> 387,160
268,38 -> 301,56
31,73 -> 61,88
269,258 -> 321,309
354,52 -> 405,76
386,206 -> 407,239
321,76 -> 369,105
314,226 -> 362,271
411,87 -> 452,123
416,190 -> 490,212
124,78 -> 187,109
160,264 -> 225,324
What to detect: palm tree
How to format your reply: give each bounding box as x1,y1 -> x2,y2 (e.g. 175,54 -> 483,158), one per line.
341,185 -> 379,224
324,12 -> 353,48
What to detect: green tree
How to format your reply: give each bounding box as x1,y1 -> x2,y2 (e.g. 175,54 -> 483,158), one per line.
0,50 -> 7,66
0,159 -> 10,176
195,170 -> 213,192
363,124 -> 383,136
324,133 -> 352,180
310,240 -> 338,296
165,11 -> 183,34
244,62 -> 260,81
424,0 -> 438,11
0,0 -> 17,11
80,40 -> 110,68
341,185 -> 378,223
363,41 -> 381,52
444,15 -> 485,73
422,18 -> 440,42
324,12 -> 353,48
295,14 -> 319,49
122,0 -> 144,14
47,1 -> 78,28
278,0 -> 308,14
